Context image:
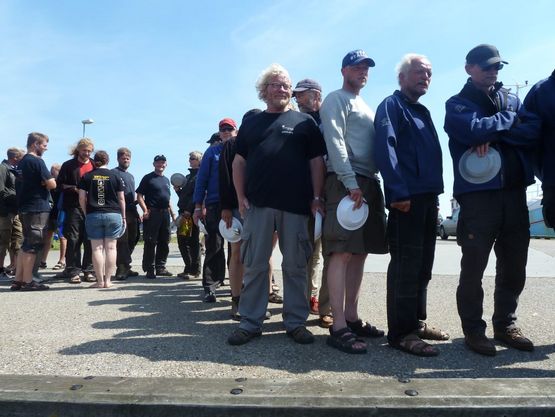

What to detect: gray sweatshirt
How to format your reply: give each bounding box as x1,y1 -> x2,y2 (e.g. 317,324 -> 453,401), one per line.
320,88 -> 377,190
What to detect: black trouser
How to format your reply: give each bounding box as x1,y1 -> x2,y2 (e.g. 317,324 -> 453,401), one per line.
386,194 -> 437,343
202,204 -> 225,293
456,188 -> 529,336
141,209 -> 170,273
63,207 -> 92,276
177,221 -> 200,274
116,209 -> 140,273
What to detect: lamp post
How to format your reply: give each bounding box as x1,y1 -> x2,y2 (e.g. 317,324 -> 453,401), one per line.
81,119 -> 94,137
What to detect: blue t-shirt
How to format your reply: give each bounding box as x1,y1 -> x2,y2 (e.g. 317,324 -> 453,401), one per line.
136,172 -> 171,209
17,153 -> 53,213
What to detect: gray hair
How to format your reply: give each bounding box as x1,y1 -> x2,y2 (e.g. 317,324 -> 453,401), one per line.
395,53 -> 430,82
255,63 -> 291,102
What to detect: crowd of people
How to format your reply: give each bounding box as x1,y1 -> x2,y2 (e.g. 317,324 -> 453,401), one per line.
1,45 -> 553,358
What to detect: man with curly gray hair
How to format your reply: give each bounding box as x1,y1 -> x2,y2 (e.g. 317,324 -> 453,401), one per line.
228,63 -> 326,346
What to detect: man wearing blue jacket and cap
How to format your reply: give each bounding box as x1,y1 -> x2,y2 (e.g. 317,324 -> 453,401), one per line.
375,53 -> 447,357
524,70 -> 555,228
444,44 -> 541,356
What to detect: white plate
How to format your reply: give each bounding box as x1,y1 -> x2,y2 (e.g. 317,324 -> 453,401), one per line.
170,173 -> 186,187
336,196 -> 369,231
314,211 -> 323,240
458,148 -> 501,184
218,218 -> 243,243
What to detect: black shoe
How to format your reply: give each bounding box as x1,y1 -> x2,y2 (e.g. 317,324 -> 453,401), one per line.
287,326 -> 315,344
494,327 -> 534,352
203,291 -> 216,303
114,274 -> 127,281
146,270 -> 156,279
464,333 -> 496,356
228,328 -> 261,346
127,270 -> 139,277
156,268 -> 173,276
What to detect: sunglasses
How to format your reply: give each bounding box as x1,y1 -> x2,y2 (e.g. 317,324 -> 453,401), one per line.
481,63 -> 503,72
219,127 -> 235,132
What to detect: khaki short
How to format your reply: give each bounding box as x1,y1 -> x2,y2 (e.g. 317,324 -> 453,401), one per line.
322,174 -> 388,256
0,213 -> 23,255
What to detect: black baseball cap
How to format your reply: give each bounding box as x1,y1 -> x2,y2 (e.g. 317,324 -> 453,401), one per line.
466,44 -> 508,68
153,154 -> 166,162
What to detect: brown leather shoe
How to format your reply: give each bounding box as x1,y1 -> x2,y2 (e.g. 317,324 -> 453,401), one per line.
465,333 -> 496,356
494,327 -> 534,352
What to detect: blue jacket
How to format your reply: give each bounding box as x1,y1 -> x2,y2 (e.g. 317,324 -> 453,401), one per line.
193,143 -> 223,206
523,70 -> 555,187
444,79 -> 541,197
374,90 -> 443,204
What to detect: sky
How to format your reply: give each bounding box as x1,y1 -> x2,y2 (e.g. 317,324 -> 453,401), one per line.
1,0 -> 554,215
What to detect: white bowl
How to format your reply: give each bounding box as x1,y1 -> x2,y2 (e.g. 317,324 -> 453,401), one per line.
314,211 -> 323,240
218,218 -> 243,243
336,196 -> 369,231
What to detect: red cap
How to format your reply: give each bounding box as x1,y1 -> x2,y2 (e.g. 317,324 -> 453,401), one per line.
218,118 -> 237,129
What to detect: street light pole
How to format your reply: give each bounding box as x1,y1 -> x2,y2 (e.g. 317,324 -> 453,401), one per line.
81,119 -> 94,137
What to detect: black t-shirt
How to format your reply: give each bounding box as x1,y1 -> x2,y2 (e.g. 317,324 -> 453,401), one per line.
235,110 -> 326,215
136,172 -> 171,209
17,154 -> 53,213
79,168 -> 124,214
112,167 -> 137,211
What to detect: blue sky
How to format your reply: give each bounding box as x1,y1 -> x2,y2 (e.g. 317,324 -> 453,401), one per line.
1,0 -> 554,215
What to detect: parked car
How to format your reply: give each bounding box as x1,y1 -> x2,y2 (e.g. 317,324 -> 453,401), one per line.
436,212 -> 444,236
439,208 -> 459,240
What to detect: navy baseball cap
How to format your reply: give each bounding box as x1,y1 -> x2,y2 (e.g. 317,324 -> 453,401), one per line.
342,49 -> 375,68
466,44 -> 508,68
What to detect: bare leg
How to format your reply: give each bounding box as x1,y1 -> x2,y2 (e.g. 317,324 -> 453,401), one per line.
327,252 -> 350,331
229,241 -> 243,297
58,237 -> 67,264
344,254 -> 367,322
16,251 -> 36,283
90,239 -> 105,287
103,238 -> 117,288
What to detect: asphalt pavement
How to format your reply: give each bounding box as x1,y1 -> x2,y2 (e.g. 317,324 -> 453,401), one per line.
1,238 -> 554,381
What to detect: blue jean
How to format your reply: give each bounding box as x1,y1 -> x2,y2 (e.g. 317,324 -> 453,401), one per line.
85,212 -> 123,239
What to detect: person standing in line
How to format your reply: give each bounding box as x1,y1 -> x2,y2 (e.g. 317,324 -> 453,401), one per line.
320,49 -> 388,354
12,132 -> 55,291
40,163 -> 67,271
57,138 -> 95,284
136,155 -> 175,279
444,44 -> 540,356
175,150 -> 202,279
112,148 -> 141,280
374,54 -> 447,357
193,118 -> 237,303
228,63 -> 326,346
0,147 -> 24,280
79,151 -> 125,288
523,70 -> 555,229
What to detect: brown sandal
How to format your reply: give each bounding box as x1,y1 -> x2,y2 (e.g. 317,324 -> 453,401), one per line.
390,333 -> 439,357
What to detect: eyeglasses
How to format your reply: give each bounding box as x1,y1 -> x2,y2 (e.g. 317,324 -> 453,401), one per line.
219,127 -> 235,132
481,63 -> 503,72
189,157 -> 198,160
266,82 -> 292,90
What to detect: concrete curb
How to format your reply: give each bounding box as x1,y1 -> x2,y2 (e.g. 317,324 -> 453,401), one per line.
1,375 -> 554,416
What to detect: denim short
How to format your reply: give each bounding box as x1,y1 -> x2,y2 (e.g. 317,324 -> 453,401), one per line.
85,212 -> 124,240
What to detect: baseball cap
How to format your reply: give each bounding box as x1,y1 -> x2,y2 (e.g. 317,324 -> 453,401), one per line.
466,44 -> 508,68
153,154 -> 166,162
292,79 -> 322,96
206,133 -> 220,144
342,49 -> 375,68
218,118 -> 237,129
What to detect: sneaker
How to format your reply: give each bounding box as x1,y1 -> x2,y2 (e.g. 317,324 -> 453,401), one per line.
309,296 -> 319,315
287,326 -> 315,344
203,291 -> 216,303
494,327 -> 534,352
464,333 -> 496,356
156,268 -> 173,277
228,328 -> 261,346
146,270 -> 156,279
177,272 -> 190,280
